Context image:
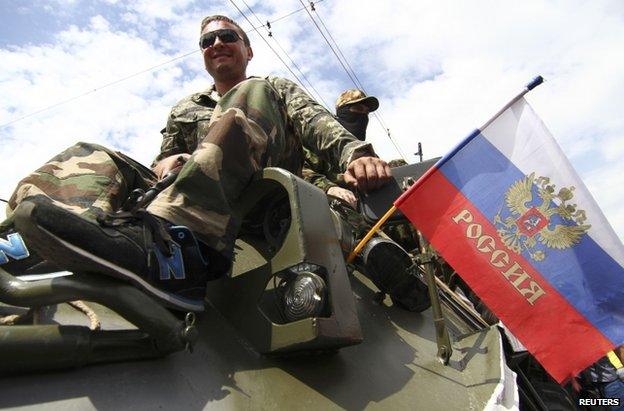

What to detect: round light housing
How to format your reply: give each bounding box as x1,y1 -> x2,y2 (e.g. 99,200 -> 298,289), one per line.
282,272 -> 327,322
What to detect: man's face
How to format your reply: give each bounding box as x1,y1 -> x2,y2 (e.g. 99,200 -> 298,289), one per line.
201,20 -> 253,82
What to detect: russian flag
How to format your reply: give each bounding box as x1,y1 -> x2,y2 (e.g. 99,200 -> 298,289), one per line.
394,81 -> 624,383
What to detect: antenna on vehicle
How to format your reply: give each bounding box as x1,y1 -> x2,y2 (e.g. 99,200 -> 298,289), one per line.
415,142 -> 423,163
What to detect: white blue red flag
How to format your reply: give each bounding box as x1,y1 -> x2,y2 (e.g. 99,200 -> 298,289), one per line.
394,78 -> 624,383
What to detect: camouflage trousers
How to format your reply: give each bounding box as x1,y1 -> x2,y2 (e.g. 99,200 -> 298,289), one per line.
7,78 -> 300,261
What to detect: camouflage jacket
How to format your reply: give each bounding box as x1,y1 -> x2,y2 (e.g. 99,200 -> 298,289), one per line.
154,76 -> 374,176
302,147 -> 341,193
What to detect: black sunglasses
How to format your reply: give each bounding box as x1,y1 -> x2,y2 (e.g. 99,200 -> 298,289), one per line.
199,29 -> 242,49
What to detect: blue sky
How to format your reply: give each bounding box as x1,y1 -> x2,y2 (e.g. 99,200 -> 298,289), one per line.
1,0 -> 623,241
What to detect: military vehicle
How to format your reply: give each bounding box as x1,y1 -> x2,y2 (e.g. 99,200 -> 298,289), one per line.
0,162 -> 577,410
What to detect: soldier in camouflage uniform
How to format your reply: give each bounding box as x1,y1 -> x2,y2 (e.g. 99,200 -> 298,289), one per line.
302,89 -> 379,207
301,90 -> 430,312
2,15 -> 391,311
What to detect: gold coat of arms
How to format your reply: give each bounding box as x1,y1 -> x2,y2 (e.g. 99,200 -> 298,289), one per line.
494,172 -> 591,261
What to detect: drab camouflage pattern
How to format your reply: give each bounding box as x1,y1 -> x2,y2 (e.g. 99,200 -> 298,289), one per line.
387,158 -> 407,168
302,147 -> 340,193
8,142 -> 156,220
384,223 -> 419,252
303,151 -> 418,252
335,89 -> 379,111
156,76 -> 374,176
7,77 -> 374,261
302,146 -> 371,241
147,77 -> 294,256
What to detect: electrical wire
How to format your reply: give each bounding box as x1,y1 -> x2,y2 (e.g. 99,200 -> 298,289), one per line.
312,5 -> 392,131
301,1 -> 408,160
308,1 -> 406,159
297,0 -> 360,93
313,7 -> 366,92
228,0 -> 320,106
0,51 -> 197,130
3,0 -> 406,159
239,0 -> 331,109
247,0 -> 325,33
0,2 -> 325,130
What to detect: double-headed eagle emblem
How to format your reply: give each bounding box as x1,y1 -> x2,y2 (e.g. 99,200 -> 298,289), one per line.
494,172 -> 591,261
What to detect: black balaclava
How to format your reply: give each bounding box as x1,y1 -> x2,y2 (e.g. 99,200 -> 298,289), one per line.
336,105 -> 369,141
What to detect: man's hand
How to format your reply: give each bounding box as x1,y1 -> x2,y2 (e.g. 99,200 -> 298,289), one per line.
152,153 -> 190,180
327,186 -> 358,208
343,156 -> 391,192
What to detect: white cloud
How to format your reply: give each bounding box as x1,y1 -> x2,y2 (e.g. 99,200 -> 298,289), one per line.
1,0 -> 622,242
0,14 -> 200,201
291,0 -> 624,240
89,15 -> 110,31
133,0 -> 195,21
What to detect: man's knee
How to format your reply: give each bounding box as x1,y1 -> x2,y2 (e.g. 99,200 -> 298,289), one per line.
217,79 -> 285,133
228,77 -> 276,102
68,141 -> 113,154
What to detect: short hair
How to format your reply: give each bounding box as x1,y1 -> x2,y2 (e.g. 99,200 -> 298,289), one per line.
200,15 -> 250,46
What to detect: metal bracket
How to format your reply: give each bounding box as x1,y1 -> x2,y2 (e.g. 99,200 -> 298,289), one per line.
416,234 -> 453,365
0,269 -> 190,373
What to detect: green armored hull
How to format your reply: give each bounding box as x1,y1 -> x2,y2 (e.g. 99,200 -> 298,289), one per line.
0,285 -> 510,410
0,168 -> 515,410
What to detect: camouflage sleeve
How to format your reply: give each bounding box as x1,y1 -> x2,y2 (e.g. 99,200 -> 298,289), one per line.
267,77 -> 376,172
153,93 -> 212,165
301,146 -> 338,192
153,114 -> 190,164
302,166 -> 337,192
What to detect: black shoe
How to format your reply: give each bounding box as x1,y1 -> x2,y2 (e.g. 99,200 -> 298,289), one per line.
362,237 -> 430,313
0,220 -> 62,276
13,196 -> 215,312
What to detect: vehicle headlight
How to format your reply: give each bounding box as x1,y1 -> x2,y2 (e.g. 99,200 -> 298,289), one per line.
279,264 -> 327,322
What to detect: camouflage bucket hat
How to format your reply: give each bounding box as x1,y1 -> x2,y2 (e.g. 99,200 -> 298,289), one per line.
335,89 -> 379,111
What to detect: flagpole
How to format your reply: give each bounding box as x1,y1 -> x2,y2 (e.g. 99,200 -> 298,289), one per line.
394,76 -> 545,210
344,75 -> 545,363
346,78 -> 545,265
480,76 -> 544,131
346,205 -> 396,263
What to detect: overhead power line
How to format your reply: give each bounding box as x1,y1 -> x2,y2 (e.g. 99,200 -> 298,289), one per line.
0,2 -> 325,130
0,51 -> 196,129
299,1 -> 408,160
311,6 -> 393,133
247,0 -> 325,33
228,0 -> 323,107
238,0 -> 331,109
297,0 -> 360,93
312,6 -> 366,91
